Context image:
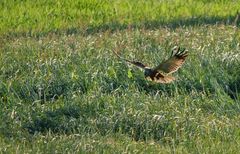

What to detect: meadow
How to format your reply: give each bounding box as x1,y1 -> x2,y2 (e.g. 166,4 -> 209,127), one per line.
1,0 -> 240,153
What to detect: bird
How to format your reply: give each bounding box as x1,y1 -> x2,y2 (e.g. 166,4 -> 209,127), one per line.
113,46 -> 188,83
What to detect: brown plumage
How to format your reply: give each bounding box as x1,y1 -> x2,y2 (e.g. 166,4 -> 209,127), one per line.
113,46 -> 188,83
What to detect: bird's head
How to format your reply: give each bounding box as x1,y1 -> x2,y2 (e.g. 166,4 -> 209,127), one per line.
144,67 -> 153,77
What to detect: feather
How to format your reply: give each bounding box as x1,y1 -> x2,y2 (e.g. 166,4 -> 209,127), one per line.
153,47 -> 188,74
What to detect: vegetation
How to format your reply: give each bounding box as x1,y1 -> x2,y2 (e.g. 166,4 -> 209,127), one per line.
1,0 -> 240,153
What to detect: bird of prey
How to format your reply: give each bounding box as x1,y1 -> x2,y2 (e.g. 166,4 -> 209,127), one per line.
113,46 -> 188,83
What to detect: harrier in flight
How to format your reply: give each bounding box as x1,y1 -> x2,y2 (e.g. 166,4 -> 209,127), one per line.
113,47 -> 188,83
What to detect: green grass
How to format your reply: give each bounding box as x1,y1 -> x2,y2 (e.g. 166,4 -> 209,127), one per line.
1,0 -> 240,153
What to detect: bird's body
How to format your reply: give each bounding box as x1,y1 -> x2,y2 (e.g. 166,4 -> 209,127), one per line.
113,46 -> 188,84
144,68 -> 175,83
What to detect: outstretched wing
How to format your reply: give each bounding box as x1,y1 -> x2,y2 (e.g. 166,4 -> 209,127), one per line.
112,50 -> 147,69
153,47 -> 188,74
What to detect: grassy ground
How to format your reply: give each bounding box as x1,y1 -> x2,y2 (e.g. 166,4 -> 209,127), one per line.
1,0 -> 240,153
1,0 -> 240,36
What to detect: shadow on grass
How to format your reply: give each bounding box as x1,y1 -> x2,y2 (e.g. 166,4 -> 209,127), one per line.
24,104 -> 180,143
134,77 -> 175,96
4,15 -> 238,38
25,105 -> 93,134
227,78 -> 240,100
84,15 -> 237,35
224,65 -> 240,100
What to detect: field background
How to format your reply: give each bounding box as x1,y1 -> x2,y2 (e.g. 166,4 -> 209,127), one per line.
1,0 -> 240,153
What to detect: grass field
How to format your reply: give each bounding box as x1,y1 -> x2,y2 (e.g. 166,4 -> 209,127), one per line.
1,0 -> 240,153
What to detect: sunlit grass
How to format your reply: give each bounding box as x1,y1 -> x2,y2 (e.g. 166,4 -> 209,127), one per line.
0,0 -> 240,35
